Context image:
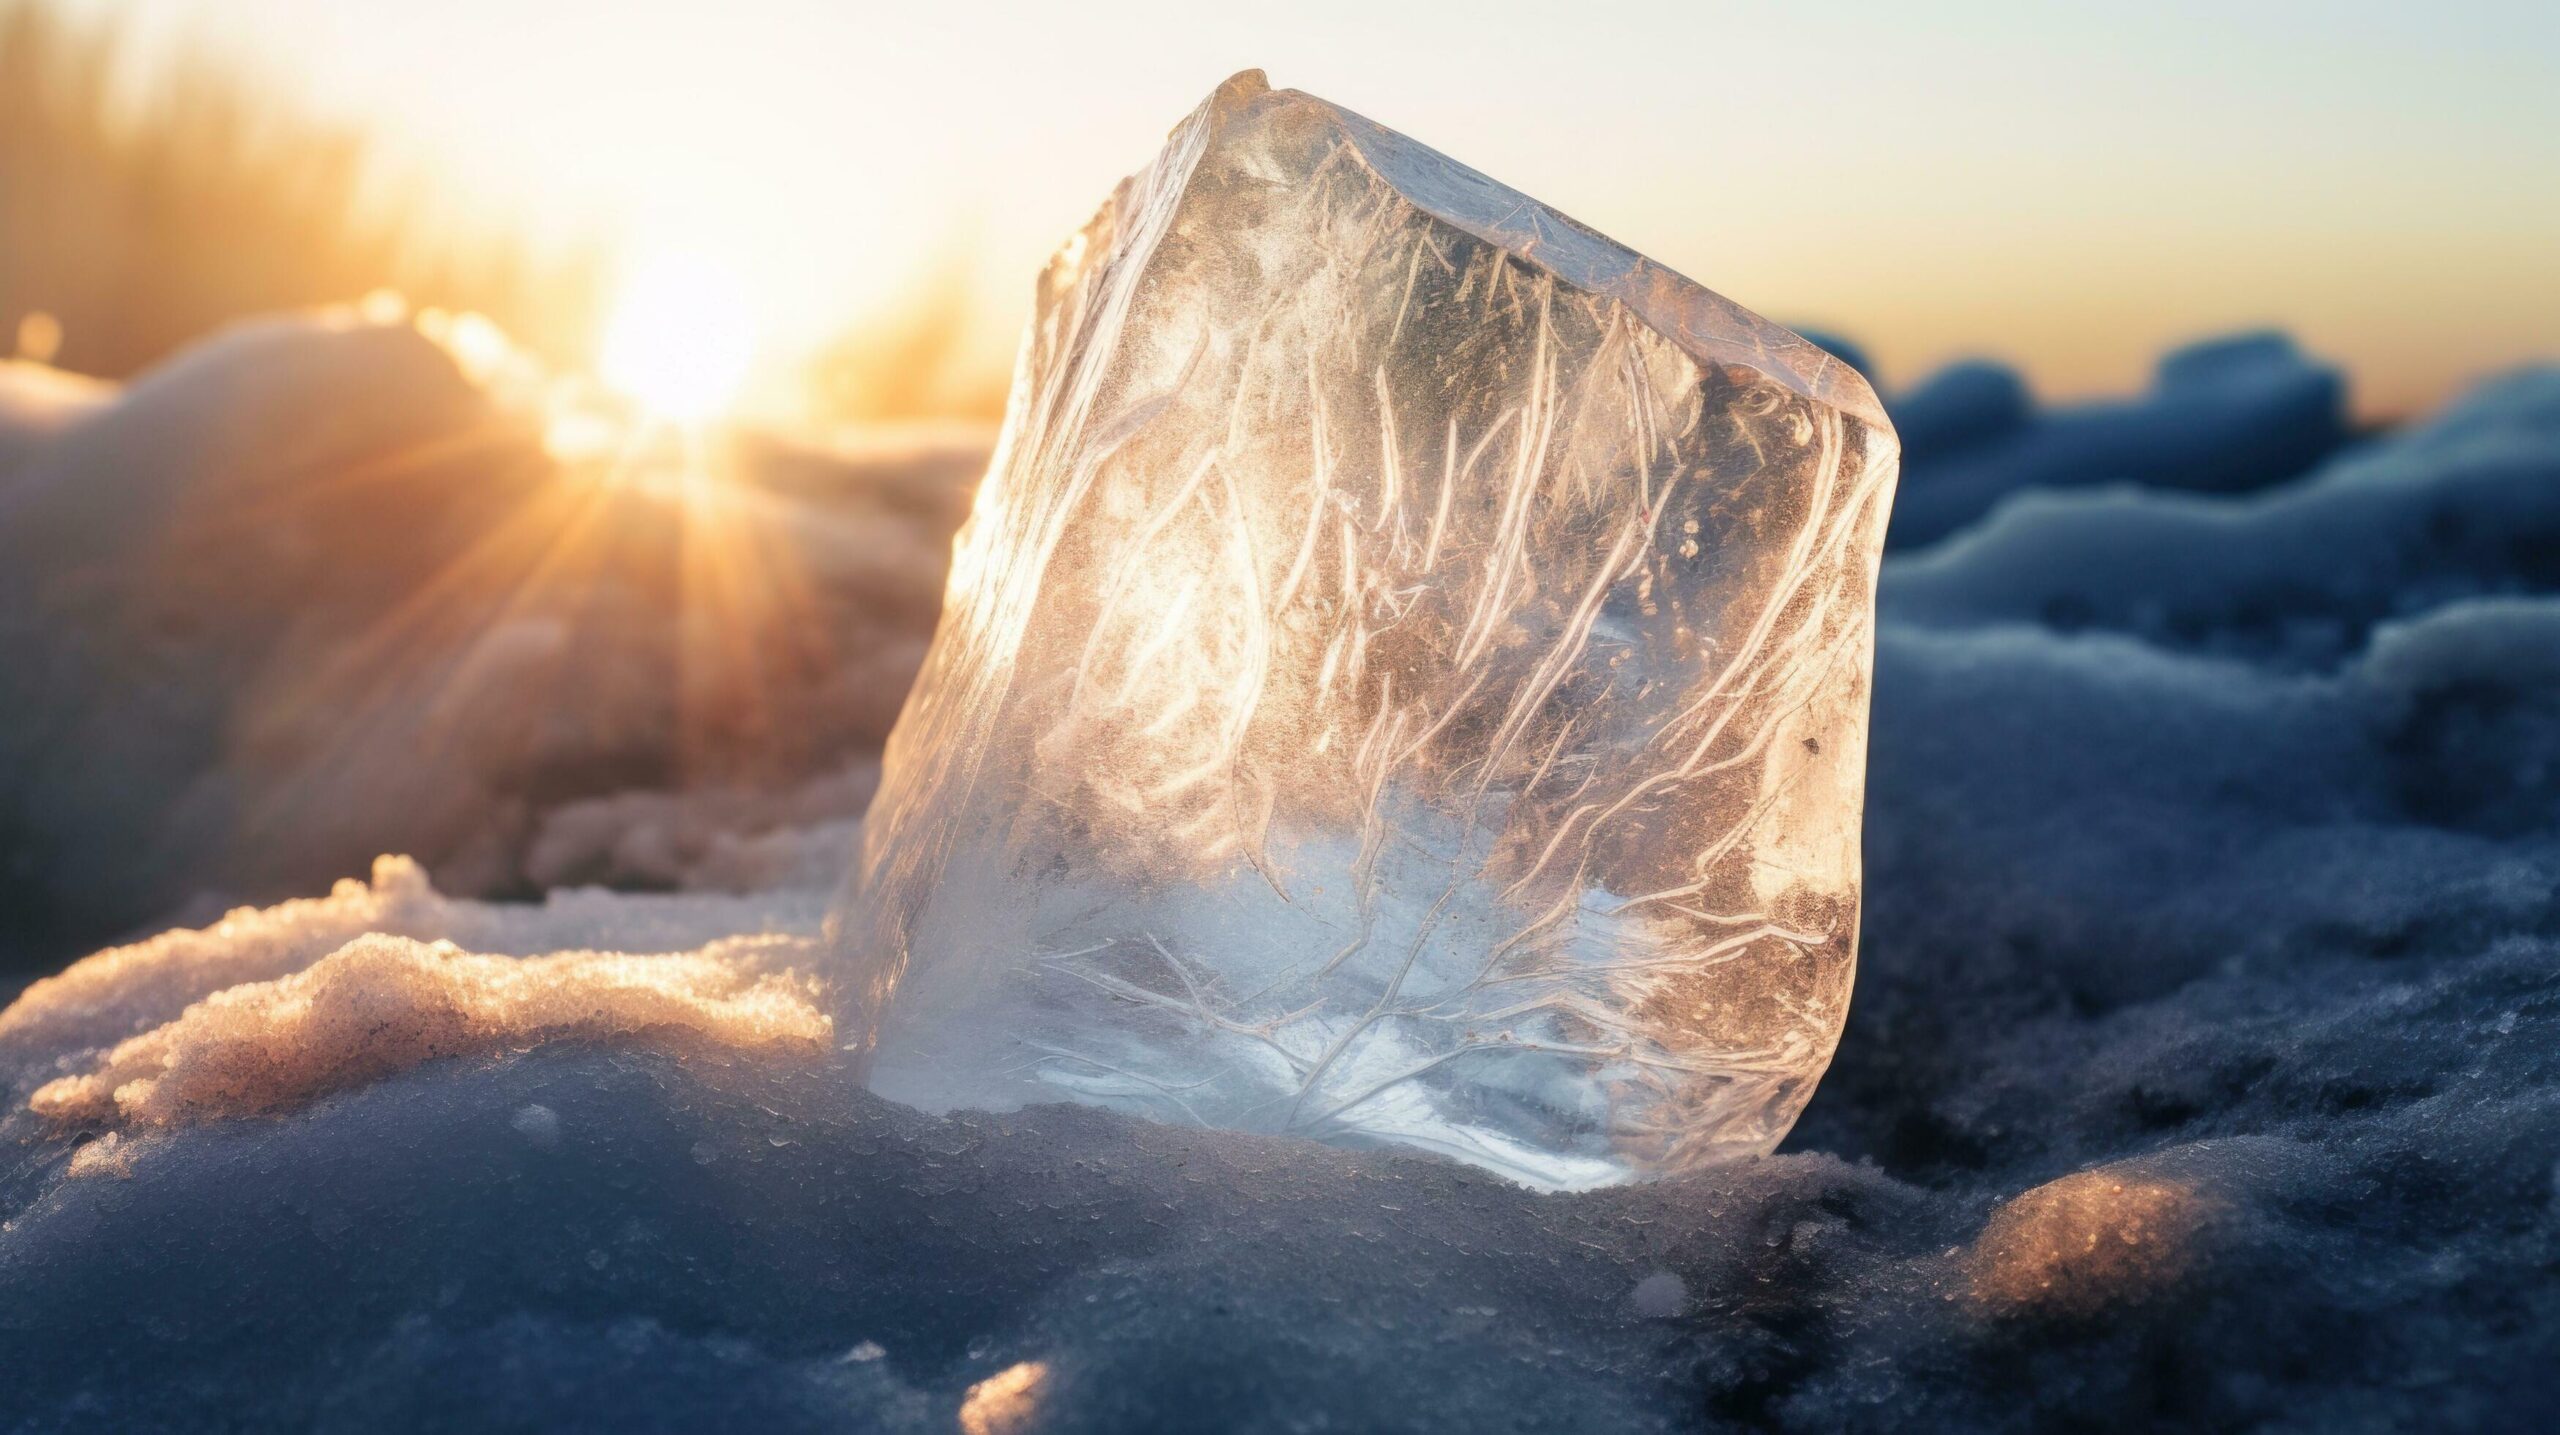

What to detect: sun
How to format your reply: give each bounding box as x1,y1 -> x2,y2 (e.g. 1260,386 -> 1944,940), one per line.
598,250 -> 757,423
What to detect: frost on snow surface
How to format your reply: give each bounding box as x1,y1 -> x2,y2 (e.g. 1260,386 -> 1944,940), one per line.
6,113 -> 2560,1435
844,73 -> 1896,1191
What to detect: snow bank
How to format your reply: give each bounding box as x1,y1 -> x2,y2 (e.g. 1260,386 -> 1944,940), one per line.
2,341 -> 2556,1430
0,358 -> 112,474
31,931 -> 827,1127
0,309 -> 966,975
0,855 -> 832,1081
1887,369 -> 2560,663
1885,332 -> 2349,549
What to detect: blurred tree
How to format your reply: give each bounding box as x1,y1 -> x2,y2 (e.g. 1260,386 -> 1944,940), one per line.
0,0 -> 597,379
802,242 -> 1007,427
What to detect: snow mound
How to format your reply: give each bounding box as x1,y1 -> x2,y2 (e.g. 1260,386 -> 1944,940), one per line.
1963,1163 -> 2223,1318
1884,331 -> 2347,549
0,855 -> 831,1084
30,931 -> 827,1128
0,309 -> 962,975
2,339 -> 2558,1429
1886,368 -> 2560,665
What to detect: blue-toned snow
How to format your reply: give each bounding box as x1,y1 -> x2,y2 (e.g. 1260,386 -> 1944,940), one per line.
2,318 -> 2556,1431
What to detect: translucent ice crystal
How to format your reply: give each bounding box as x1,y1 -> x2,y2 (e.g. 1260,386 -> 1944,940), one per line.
839,72 -> 1898,1189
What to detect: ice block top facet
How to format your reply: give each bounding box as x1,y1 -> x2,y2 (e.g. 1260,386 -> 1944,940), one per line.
1299,82 -> 1886,430
843,71 -> 1899,1188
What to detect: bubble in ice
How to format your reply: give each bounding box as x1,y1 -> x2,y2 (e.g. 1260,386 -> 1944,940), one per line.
839,71 -> 1898,1189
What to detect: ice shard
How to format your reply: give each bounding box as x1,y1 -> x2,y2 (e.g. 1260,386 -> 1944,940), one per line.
839,72 -> 1898,1189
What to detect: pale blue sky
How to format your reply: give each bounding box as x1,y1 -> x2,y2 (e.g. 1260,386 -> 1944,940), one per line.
74,0 -> 2560,414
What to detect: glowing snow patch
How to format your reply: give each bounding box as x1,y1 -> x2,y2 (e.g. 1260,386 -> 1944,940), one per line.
0,855 -> 829,1082
3,855 -> 834,1130
30,932 -> 828,1128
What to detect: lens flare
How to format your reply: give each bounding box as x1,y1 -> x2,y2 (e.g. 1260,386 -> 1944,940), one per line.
599,250 -> 756,422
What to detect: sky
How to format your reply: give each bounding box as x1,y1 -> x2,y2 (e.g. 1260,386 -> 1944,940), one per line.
73,0 -> 2560,418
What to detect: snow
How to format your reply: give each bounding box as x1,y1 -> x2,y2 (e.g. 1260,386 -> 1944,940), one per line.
0,308 -> 968,972
1,314 -> 2556,1427
1886,331 -> 2349,550
0,359 -> 112,475
0,855 -> 832,1084
28,931 -> 827,1128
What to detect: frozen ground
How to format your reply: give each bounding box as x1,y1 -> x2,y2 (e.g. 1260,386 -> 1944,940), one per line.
3,315 -> 2557,1430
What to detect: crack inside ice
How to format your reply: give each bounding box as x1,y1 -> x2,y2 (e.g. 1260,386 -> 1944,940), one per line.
841,72 -> 1898,1188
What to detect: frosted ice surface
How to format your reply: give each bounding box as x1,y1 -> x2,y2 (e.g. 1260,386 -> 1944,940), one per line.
841,72 -> 1898,1188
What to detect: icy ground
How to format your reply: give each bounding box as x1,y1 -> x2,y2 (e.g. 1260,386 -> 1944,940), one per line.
4,315 -> 2559,1430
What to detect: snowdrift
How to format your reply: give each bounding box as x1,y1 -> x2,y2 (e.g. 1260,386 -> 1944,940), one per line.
4,313 -> 2557,1429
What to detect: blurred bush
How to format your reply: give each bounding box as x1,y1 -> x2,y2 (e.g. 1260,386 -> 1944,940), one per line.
802,247 -> 1008,427
0,0 -> 596,378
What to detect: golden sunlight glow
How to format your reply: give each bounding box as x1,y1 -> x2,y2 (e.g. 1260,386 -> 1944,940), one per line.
599,250 -> 757,422
957,1361 -> 1049,1435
